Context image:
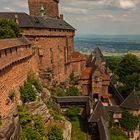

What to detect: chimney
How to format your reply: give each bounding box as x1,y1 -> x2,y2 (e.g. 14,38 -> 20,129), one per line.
14,14 -> 19,24
60,14 -> 63,20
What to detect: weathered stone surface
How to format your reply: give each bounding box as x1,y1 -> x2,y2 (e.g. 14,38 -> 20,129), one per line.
0,109 -> 21,140
25,95 -> 51,124
62,120 -> 72,140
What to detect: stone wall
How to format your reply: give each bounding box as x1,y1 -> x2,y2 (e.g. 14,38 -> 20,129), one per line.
22,28 -> 75,83
0,37 -> 39,118
28,0 -> 59,18
0,37 -> 39,140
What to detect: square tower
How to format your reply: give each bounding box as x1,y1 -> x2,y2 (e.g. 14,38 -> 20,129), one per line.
28,0 -> 59,18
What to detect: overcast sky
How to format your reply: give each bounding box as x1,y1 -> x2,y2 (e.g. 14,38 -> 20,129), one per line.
0,0 -> 140,35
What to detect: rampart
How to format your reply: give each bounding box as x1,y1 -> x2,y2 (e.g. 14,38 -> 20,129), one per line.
0,37 -> 38,118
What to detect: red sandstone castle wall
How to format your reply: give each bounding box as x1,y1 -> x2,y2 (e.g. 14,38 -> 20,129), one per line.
0,38 -> 39,118
28,0 -> 59,17
22,28 -> 75,82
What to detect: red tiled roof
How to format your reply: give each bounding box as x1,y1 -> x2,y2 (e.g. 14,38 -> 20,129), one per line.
0,36 -> 31,50
102,74 -> 110,81
81,67 -> 92,80
71,52 -> 86,62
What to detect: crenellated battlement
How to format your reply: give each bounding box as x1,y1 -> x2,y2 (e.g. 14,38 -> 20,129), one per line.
0,37 -> 33,72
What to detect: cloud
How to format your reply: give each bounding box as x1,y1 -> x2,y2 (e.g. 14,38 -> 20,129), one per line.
0,0 -> 140,35
61,7 -> 87,14
119,0 -> 136,9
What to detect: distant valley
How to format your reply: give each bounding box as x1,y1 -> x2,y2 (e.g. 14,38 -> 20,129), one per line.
75,35 -> 140,58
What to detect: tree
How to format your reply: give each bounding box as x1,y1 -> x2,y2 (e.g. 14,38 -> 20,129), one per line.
67,86 -> 79,96
34,115 -> 45,136
0,18 -> 20,39
27,72 -> 43,92
106,57 -> 120,73
116,54 -> 140,95
20,81 -> 36,103
120,110 -> 140,131
110,127 -> 129,140
116,54 -> 140,83
48,126 -> 63,140
22,127 -> 43,140
18,106 -> 32,128
66,106 -> 80,121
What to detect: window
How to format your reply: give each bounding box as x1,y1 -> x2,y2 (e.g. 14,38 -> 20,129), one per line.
10,48 -> 12,53
15,47 -> 18,52
5,50 -> 7,56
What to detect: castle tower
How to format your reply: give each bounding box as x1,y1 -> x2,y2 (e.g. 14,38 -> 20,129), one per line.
28,0 -> 59,18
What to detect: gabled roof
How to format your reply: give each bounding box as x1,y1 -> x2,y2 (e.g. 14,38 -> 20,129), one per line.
120,93 -> 140,110
0,12 -> 75,30
88,101 -> 108,123
86,47 -> 106,68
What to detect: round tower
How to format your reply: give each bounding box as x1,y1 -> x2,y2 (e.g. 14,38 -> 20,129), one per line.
28,0 -> 59,18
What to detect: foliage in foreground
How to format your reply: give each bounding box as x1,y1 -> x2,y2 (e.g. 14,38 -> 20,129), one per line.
18,106 -> 45,140
50,84 -> 79,97
107,54 -> 140,96
66,106 -> 80,121
20,72 -> 43,103
110,127 -> 129,140
0,18 -> 20,39
67,86 -> 79,96
120,110 -> 140,131
20,81 -> 36,103
47,126 -> 63,140
27,72 -> 43,92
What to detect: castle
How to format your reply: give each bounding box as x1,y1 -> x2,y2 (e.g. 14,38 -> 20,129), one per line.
1,1 -> 140,140
0,0 -> 111,139
0,0 -> 87,118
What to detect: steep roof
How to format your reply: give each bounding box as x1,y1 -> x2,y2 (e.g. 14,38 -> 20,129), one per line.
86,47 -> 106,68
98,117 -> 111,140
88,101 -> 108,123
70,52 -> 86,62
106,106 -> 122,113
0,12 -> 75,30
81,67 -> 92,80
102,73 -> 110,81
0,36 -> 31,50
120,93 -> 140,110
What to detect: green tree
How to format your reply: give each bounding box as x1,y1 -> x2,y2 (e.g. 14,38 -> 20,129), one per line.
120,110 -> 140,131
48,126 -> 63,140
18,106 -> 32,128
106,57 -> 120,73
110,127 -> 129,140
66,106 -> 80,121
0,18 -> 20,39
34,115 -> 45,135
22,127 -> 43,140
67,86 -> 79,96
20,81 -> 36,103
116,54 -> 140,83
27,72 -> 42,92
